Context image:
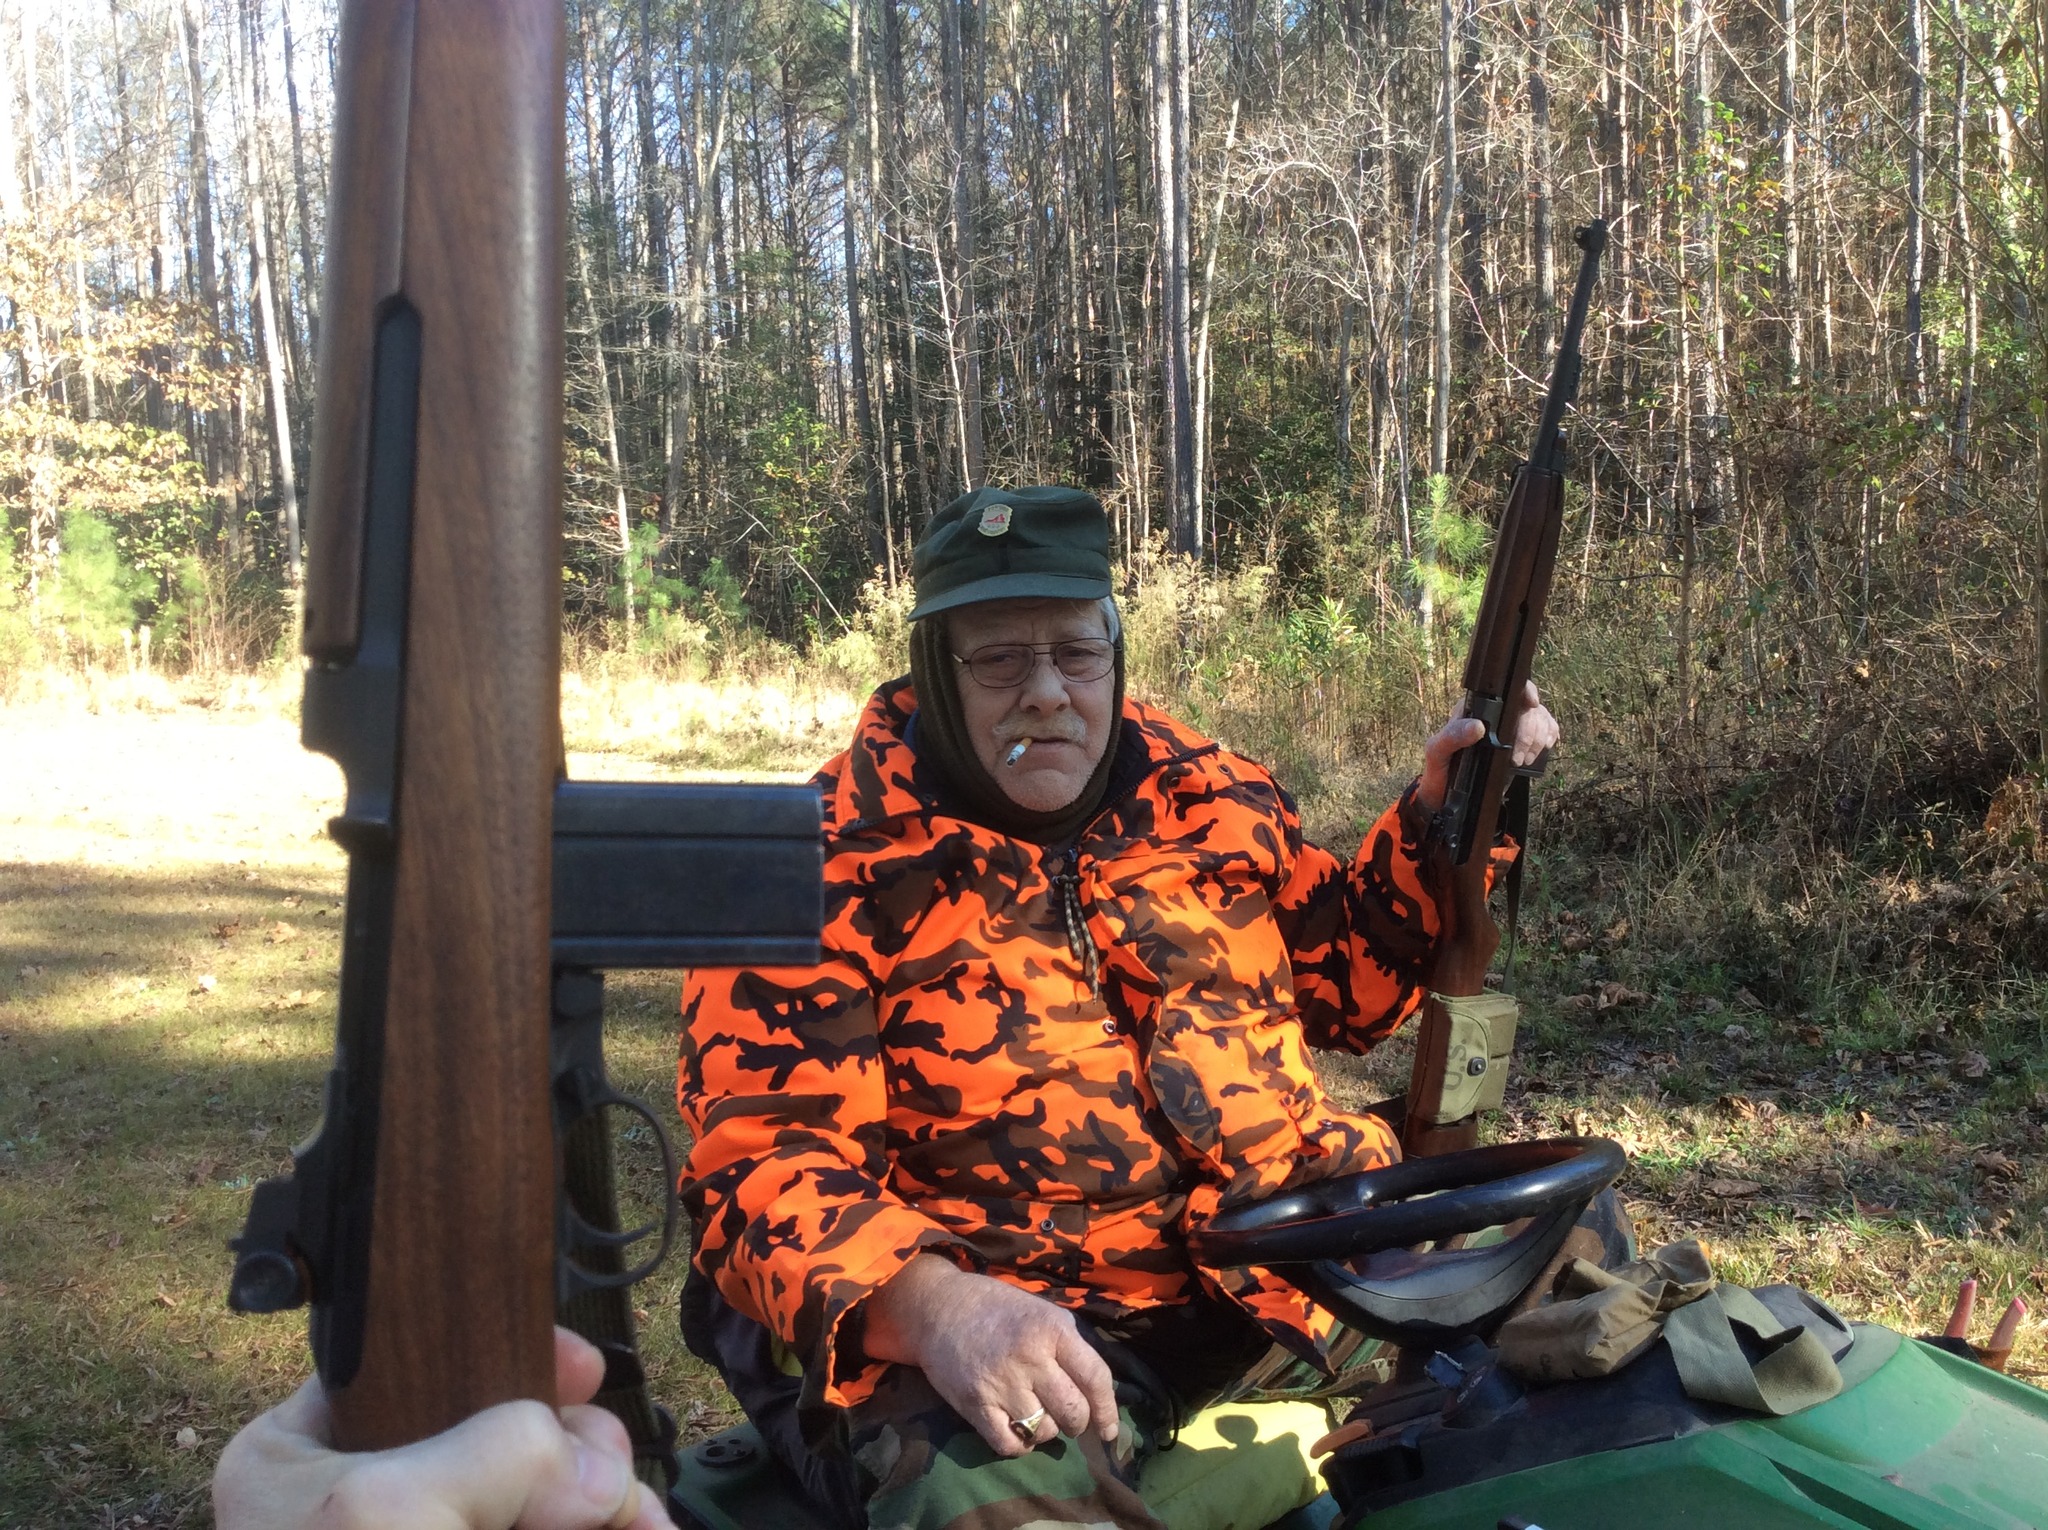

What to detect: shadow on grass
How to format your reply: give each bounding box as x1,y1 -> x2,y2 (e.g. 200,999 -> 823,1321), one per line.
0,864 -> 731,1526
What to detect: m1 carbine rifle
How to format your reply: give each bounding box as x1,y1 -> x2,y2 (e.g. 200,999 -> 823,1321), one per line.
1402,221 -> 1608,1159
222,0 -> 822,1480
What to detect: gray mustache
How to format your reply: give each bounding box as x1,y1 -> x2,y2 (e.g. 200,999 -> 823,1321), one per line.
995,719 -> 1085,746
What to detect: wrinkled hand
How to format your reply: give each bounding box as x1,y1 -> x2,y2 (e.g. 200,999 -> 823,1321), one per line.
212,1326 -> 675,1530
861,1255 -> 1119,1458
1416,680 -> 1559,815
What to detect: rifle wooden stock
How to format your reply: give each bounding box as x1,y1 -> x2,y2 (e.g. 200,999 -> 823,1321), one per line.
307,0 -> 565,1448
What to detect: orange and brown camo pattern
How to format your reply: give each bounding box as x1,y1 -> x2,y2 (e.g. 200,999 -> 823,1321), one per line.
677,679 -> 1490,1410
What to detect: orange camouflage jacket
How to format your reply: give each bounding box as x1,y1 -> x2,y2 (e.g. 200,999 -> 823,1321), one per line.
678,679 -> 1467,1411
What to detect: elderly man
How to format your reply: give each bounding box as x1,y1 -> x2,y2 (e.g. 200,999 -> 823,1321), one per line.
676,486 -> 1557,1530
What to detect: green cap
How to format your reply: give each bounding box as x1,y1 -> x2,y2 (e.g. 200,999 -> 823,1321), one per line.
909,486 -> 1113,620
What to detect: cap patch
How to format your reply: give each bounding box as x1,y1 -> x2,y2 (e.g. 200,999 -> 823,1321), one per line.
977,503 -> 1014,537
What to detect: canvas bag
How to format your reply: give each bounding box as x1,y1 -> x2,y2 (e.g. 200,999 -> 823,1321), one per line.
1497,1238 -> 1844,1416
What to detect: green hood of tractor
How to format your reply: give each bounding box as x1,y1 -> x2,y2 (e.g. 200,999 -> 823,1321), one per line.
1368,1330 -> 2048,1529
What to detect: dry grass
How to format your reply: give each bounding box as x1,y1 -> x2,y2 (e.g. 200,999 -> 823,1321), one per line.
2,658 -> 2043,1527
0,665 -> 839,1525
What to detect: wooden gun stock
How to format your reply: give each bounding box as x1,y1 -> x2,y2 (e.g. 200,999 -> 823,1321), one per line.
236,0 -> 567,1449
1404,222 -> 1606,1159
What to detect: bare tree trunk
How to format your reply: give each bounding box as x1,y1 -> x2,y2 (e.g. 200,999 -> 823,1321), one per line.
280,0 -> 320,357
845,0 -> 891,581
1191,91 -> 1237,543
180,0 -> 220,327
1946,0 -> 1975,502
1683,0 -> 1726,520
233,0 -> 300,583
1905,0 -> 1928,404
58,13 -> 96,419
942,0 -> 986,490
1431,0 -> 1454,482
2034,0 -> 2048,763
664,3 -> 737,526
1779,0 -> 1801,384
637,0 -> 670,356
778,55 -> 819,418
574,230 -> 635,637
1527,0 -> 1556,360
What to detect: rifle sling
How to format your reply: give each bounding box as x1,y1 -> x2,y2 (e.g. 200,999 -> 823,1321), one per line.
1497,771 -> 1531,988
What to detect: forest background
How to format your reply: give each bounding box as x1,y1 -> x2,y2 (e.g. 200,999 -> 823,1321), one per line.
4,0 -> 2048,1519
8,0 -> 2047,1088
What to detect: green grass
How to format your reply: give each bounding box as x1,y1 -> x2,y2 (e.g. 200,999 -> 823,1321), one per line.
2,658 -> 2044,1524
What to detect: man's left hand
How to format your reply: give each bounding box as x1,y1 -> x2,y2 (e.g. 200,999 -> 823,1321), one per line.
1416,680 -> 1559,815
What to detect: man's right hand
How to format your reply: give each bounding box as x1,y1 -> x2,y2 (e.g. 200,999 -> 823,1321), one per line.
860,1255 -> 1120,1457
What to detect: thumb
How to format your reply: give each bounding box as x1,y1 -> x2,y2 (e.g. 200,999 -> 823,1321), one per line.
1417,717 -> 1486,812
1424,717 -> 1486,771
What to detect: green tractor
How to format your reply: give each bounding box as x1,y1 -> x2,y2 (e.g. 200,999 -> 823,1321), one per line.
666,1137 -> 2048,1530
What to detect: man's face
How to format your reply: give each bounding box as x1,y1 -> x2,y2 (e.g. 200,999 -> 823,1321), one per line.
946,597 -> 1116,813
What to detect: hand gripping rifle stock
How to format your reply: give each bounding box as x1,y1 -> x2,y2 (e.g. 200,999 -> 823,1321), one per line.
224,0 -> 822,1461
1402,221 -> 1607,1159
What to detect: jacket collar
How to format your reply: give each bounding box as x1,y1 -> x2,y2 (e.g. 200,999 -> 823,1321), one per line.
825,676 -> 1216,837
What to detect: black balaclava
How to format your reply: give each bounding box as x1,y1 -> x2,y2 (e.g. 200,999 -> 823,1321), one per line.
908,612 -> 1125,847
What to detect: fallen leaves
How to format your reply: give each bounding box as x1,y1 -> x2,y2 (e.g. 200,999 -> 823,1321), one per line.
174,1426 -> 199,1451
262,989 -> 318,1012
1721,1094 -> 1780,1124
264,921 -> 300,944
1972,1150 -> 2021,1182
1703,1177 -> 1764,1198
1960,1051 -> 1991,1079
1598,981 -> 1649,1009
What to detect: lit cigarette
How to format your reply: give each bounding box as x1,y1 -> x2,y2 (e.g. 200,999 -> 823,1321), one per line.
1004,741 -> 1029,767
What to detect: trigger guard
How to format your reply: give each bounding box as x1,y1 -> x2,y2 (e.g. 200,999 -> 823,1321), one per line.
556,1088 -> 680,1294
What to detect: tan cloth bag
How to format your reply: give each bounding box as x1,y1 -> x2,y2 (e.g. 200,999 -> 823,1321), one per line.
1496,1239 -> 1716,1383
1495,1237 -> 1844,1417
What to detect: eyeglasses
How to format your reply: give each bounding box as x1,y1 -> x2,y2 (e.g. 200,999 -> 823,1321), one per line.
952,639 -> 1115,690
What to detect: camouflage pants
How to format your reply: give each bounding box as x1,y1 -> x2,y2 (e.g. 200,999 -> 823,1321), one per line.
681,1192 -> 1633,1530
682,1275 -> 1380,1530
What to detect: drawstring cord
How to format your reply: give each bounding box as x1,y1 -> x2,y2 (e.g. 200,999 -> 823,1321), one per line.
1050,865 -> 1100,994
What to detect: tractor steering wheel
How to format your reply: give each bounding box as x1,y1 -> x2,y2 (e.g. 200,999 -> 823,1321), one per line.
1187,1137 -> 1627,1348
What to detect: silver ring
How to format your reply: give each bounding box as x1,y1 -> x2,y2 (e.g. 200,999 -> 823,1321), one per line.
1008,1407 -> 1047,1444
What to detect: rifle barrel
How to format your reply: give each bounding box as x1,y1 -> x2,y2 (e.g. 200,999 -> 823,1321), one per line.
1527,220 -> 1608,474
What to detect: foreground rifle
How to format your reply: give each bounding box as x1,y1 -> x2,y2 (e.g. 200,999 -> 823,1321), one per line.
224,0 -> 820,1469
1403,221 -> 1607,1159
